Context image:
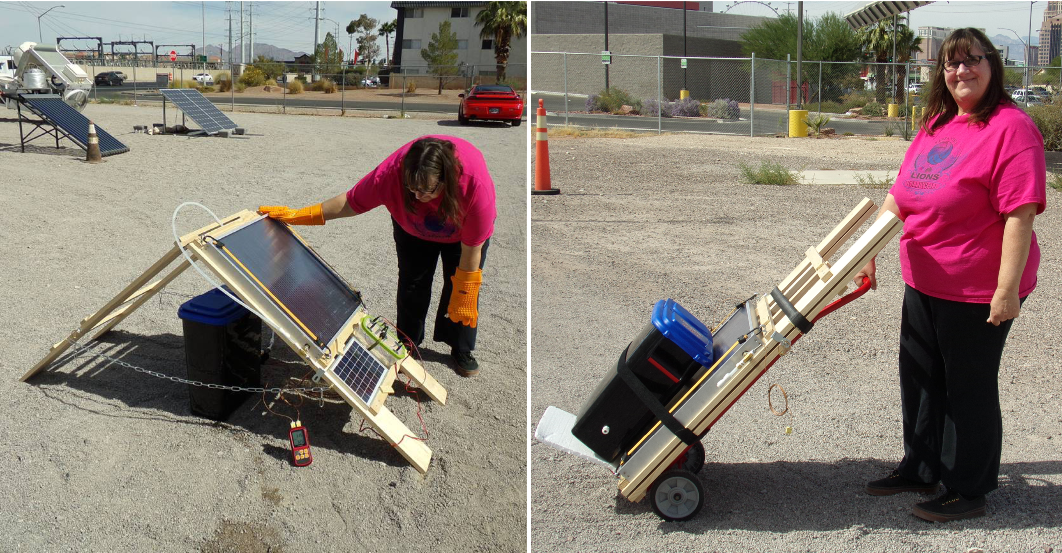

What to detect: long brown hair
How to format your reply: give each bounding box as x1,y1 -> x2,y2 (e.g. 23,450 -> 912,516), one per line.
921,27 -> 1013,134
401,137 -> 465,227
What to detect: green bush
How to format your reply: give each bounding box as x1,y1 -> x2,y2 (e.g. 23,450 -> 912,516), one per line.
238,67 -> 266,87
234,82 -> 247,93
287,79 -> 304,94
738,161 -> 798,185
1027,103 -> 1062,150
589,87 -> 641,113
1050,172 -> 1062,191
862,101 -> 885,117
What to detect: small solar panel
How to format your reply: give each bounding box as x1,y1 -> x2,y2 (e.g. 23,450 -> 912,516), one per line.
210,216 -> 362,346
20,95 -> 129,156
159,88 -> 238,134
332,338 -> 389,405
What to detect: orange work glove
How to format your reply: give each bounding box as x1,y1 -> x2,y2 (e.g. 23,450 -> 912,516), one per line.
448,268 -> 482,328
258,204 -> 325,225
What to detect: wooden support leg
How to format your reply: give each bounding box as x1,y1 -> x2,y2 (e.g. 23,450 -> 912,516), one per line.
396,356 -> 448,405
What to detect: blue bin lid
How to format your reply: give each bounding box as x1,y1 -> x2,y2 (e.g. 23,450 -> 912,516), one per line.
178,287 -> 250,326
651,299 -> 714,367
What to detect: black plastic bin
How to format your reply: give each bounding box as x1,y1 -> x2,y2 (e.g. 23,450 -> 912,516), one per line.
177,287 -> 262,421
572,299 -> 714,462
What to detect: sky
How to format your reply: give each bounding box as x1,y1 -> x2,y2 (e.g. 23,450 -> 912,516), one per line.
720,1 -> 1048,45
0,1 -> 398,57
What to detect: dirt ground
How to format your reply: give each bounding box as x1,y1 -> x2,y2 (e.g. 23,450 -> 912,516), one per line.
529,133 -> 1062,552
0,103 -> 527,552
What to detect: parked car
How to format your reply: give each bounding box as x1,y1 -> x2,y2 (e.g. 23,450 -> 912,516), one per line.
1012,89 -> 1043,105
192,73 -> 214,86
907,82 -> 923,93
458,84 -> 524,127
361,76 -> 380,88
94,71 -> 126,86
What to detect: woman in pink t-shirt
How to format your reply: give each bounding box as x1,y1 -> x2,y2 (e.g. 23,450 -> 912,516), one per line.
259,136 -> 497,377
856,29 -> 1046,522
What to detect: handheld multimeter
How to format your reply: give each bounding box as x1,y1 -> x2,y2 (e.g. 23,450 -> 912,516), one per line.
289,421 -> 312,466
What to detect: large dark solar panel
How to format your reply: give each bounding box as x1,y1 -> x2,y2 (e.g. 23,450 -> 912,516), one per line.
159,88 -> 237,134
20,95 -> 129,156
332,338 -> 389,405
211,217 -> 362,346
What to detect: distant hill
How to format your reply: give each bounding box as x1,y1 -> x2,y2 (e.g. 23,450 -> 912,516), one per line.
205,43 -> 308,62
989,33 -> 1037,63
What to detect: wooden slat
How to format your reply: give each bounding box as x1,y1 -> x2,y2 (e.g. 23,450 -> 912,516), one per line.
619,210 -> 901,502
396,356 -> 448,405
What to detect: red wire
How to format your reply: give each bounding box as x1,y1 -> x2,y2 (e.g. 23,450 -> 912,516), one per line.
355,317 -> 431,448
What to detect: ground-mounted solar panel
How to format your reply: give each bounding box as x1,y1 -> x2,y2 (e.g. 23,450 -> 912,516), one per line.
208,216 -> 362,347
159,88 -> 237,134
19,94 -> 129,156
332,338 -> 390,406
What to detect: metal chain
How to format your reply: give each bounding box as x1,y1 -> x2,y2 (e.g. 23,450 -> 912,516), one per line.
68,340 -> 331,394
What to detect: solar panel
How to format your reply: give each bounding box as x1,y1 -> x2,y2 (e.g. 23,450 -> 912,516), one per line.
20,95 -> 129,156
332,337 -> 389,405
159,88 -> 238,134
209,216 -> 363,347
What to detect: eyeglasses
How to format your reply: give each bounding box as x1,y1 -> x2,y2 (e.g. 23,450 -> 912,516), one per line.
943,55 -> 985,72
408,181 -> 441,197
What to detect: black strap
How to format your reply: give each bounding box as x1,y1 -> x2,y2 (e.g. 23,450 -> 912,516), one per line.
614,347 -> 700,446
771,287 -> 814,334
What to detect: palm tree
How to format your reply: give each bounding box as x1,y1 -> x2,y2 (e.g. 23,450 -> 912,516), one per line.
379,19 -> 396,66
474,1 -> 527,82
859,18 -> 922,104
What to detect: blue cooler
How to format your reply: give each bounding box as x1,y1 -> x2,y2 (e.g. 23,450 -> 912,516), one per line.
572,299 -> 714,463
177,288 -> 262,421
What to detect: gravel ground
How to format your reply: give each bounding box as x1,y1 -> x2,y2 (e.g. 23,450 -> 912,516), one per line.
530,133 -> 1062,552
0,103 -> 526,552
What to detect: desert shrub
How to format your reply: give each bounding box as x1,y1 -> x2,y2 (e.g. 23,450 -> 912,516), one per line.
216,71 -> 231,83
217,79 -> 232,92
196,85 -> 216,93
843,131 -> 854,136
234,82 -> 247,93
1050,172 -> 1062,191
671,97 -> 700,117
739,161 -> 798,185
862,101 -> 885,117
805,113 -> 832,136
817,101 -> 847,114
265,78 -> 277,87
642,98 -> 672,117
704,98 -> 739,119
309,78 -> 337,93
406,80 -> 417,94
287,79 -> 304,94
585,94 -> 600,112
1027,103 -> 1062,150
238,67 -> 266,87
593,87 -> 640,113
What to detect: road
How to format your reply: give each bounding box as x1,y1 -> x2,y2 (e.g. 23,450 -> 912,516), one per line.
530,92 -> 900,137
92,82 -> 461,114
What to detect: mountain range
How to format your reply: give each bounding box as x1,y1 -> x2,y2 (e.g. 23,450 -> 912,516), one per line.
204,43 -> 308,62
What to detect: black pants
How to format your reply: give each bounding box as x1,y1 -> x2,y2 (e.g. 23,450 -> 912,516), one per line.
393,219 -> 488,353
895,284 -> 1023,497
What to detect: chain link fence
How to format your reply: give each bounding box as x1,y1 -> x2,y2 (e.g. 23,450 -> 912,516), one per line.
532,51 -> 1059,136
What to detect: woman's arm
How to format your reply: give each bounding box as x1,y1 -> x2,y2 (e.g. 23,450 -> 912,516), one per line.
458,242 -> 484,272
988,202 -> 1038,326
854,193 -> 901,290
321,192 -> 357,221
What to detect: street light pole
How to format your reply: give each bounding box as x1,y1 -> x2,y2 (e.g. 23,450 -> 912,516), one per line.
36,5 -> 65,44
1003,27 -> 1030,101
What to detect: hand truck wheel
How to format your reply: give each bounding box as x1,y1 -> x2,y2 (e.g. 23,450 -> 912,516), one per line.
649,468 -> 705,522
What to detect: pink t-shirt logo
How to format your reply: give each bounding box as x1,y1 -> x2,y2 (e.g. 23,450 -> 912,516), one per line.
903,138 -> 961,195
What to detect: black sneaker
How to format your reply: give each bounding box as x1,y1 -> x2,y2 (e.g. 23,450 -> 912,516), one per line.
451,350 -> 479,377
913,490 -> 986,522
865,470 -> 940,496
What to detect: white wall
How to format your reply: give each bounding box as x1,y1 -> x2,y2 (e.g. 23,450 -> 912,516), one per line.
400,6 -> 526,75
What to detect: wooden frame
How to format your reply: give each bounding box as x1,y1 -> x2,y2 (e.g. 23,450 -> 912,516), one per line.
614,198 -> 902,502
23,209 -> 447,474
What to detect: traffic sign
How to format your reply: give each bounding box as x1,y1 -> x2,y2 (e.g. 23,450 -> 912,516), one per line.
601,51 -> 611,65
169,50 -> 177,62
681,58 -> 687,69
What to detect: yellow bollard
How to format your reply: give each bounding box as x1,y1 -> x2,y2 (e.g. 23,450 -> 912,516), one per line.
911,106 -> 919,131
788,109 -> 809,138
679,89 -> 690,100
887,103 -> 899,118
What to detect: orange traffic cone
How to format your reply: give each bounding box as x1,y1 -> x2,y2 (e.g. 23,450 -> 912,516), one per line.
86,121 -> 102,164
532,99 -> 559,195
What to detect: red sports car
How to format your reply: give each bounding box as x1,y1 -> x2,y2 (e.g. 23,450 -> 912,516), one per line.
458,84 -> 524,126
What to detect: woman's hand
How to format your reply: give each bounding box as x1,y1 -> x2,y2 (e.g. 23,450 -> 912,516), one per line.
855,257 -> 877,290
988,288 -> 1021,326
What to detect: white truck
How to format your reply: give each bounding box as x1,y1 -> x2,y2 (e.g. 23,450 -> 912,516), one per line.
0,42 -> 93,111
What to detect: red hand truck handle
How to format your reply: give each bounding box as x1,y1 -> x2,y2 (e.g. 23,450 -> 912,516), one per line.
812,275 -> 872,323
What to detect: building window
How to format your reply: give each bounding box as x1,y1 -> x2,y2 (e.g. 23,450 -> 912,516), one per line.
482,39 -> 493,50
457,40 -> 468,50
451,7 -> 469,17
405,67 -> 420,75
401,39 -> 422,50
407,8 -> 424,18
